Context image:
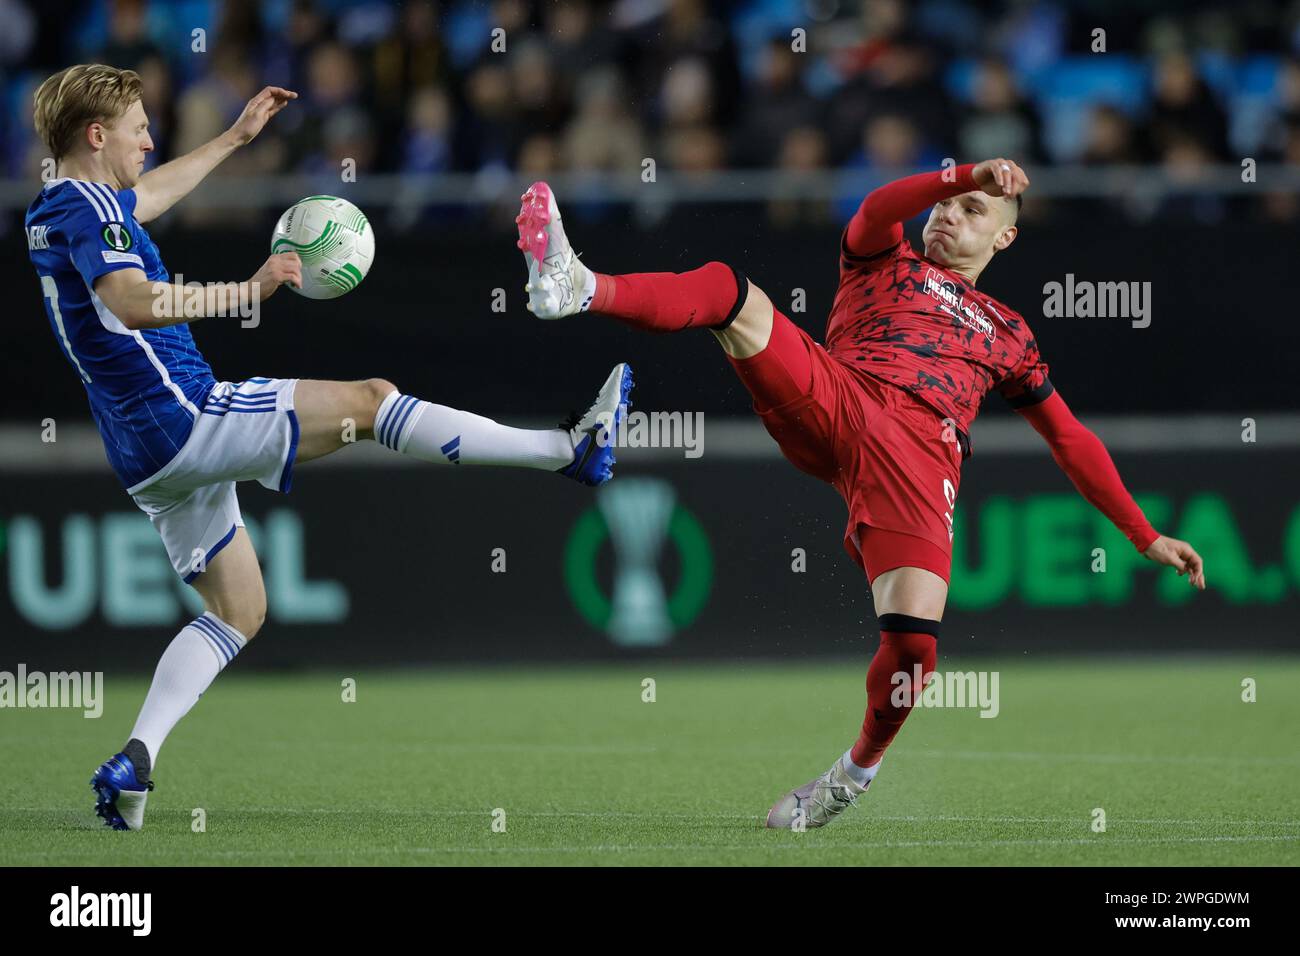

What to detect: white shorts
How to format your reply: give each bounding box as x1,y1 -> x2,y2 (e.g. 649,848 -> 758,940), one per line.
130,377 -> 300,582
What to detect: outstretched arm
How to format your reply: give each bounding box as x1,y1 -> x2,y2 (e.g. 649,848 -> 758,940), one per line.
844,158 -> 1029,257
133,86 -> 297,223
93,253 -> 302,329
1016,390 -> 1206,590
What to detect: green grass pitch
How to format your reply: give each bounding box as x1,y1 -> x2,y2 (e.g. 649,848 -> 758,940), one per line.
3,655 -> 1297,866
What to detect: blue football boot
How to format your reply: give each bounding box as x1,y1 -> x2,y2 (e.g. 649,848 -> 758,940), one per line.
91,751 -> 154,831
558,362 -> 633,487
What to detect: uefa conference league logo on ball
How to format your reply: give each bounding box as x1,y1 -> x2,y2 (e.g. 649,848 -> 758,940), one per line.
564,478 -> 713,647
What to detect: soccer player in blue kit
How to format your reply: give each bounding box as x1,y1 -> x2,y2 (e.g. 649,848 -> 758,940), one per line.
25,65 -> 634,830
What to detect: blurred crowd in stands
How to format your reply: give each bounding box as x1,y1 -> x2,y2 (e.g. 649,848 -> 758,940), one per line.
2,0 -> 1299,223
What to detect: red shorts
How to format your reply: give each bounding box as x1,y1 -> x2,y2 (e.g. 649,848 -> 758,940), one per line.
728,310 -> 962,584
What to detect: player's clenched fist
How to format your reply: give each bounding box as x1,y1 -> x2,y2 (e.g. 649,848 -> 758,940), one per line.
251,251 -> 302,300
972,158 -> 1029,200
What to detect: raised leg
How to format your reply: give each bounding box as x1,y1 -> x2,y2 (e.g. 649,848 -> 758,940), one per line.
290,372 -> 631,486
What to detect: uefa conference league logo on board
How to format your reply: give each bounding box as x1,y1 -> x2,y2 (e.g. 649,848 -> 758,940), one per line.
564,478 -> 712,647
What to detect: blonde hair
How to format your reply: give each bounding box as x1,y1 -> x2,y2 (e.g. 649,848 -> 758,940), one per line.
33,64 -> 143,162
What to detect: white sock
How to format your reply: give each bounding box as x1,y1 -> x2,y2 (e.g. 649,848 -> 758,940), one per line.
575,258 -> 597,312
373,391 -> 574,469
129,613 -> 247,768
841,748 -> 883,786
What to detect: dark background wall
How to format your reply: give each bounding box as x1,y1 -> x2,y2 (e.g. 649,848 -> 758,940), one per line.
7,211 -> 1299,425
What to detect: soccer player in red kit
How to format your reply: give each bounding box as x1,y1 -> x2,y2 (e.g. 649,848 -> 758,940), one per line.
515,158 -> 1207,829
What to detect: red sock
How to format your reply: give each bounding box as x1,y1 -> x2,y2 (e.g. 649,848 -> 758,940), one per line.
591,261 -> 743,333
850,615 -> 939,768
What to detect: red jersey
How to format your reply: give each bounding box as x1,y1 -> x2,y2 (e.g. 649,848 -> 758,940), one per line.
726,164 -> 1158,557
825,234 -> 1051,441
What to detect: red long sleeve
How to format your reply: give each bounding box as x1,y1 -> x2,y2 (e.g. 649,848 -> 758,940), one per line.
1016,391 -> 1160,552
844,164 -> 981,258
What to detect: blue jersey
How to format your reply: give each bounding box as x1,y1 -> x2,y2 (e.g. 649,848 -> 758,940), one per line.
26,179 -> 217,490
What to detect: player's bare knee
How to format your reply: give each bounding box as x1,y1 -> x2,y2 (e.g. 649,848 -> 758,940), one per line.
713,273 -> 774,358
360,378 -> 398,427
736,280 -> 773,330
235,606 -> 266,641
363,377 -> 397,406
207,601 -> 265,642
870,567 -> 948,621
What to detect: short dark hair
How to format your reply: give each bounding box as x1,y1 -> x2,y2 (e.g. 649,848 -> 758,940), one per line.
1005,191 -> 1022,223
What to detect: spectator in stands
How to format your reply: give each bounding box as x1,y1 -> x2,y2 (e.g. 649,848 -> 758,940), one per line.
370,0 -> 451,165
1262,56 -> 1300,154
1149,52 -> 1230,159
516,132 -> 561,177
860,113 -> 929,169
289,41 -> 366,171
768,125 -> 832,227
561,66 -> 646,174
657,54 -> 726,175
543,0 -> 618,80
1261,122 -> 1300,221
0,0 -> 1294,226
826,0 -> 957,162
261,0 -> 330,97
1156,130 -> 1229,223
172,45 -> 281,225
0,0 -> 36,69
373,0 -> 449,106
400,84 -> 454,175
660,55 -> 714,129
731,36 -> 823,168
1080,103 -> 1147,165
98,0 -> 162,71
134,53 -> 174,166
834,112 -> 935,220
623,0 -> 742,131
509,38 -> 571,152
958,57 -> 1043,164
663,124 -> 726,175
7,73 -> 45,178
317,107 -> 377,179
459,60 -> 517,172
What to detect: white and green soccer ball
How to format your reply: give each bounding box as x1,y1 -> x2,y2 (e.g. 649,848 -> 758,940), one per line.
271,196 -> 374,299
